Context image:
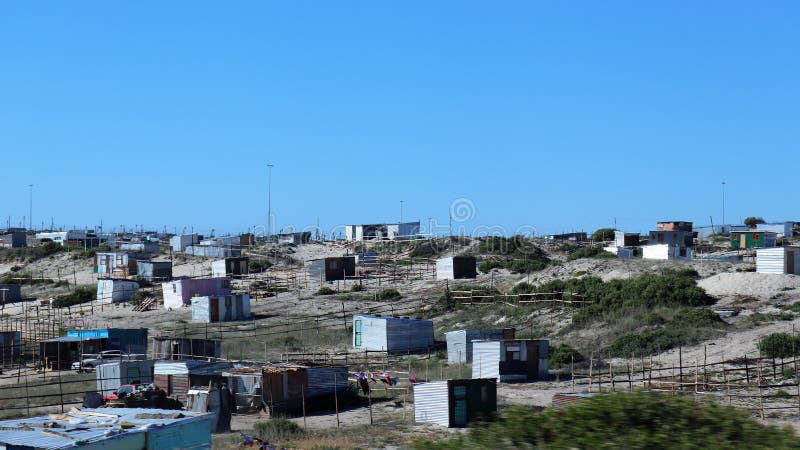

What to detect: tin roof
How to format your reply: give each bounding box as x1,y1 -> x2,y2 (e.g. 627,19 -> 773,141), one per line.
0,407 -> 210,449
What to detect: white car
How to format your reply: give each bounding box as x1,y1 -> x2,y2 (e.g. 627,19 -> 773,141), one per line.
71,350 -> 128,371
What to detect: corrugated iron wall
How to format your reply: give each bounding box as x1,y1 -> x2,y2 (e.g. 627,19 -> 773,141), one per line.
472,341 -> 501,381
414,381 -> 450,427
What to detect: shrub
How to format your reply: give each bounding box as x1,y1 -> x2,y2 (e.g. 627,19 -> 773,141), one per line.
567,245 -> 616,261
350,283 -> 365,292
549,344 -> 584,368
477,236 -> 550,274
591,228 -> 616,242
249,259 -> 273,272
316,287 -> 336,296
253,417 -> 303,443
52,286 -> 95,308
377,288 -> 402,301
758,333 -> 800,359
412,392 -> 800,449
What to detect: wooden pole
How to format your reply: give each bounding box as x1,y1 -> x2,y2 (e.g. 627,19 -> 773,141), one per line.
588,353 -> 593,393
334,370 -> 340,428
301,384 -> 307,429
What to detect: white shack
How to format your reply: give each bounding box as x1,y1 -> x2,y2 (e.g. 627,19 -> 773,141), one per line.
642,244 -> 691,260
352,314 -> 434,354
96,279 -> 140,303
191,294 -> 251,323
757,246 -> 800,275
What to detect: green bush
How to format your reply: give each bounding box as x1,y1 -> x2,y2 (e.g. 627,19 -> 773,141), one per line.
567,245 -> 616,261
253,417 -> 303,443
377,288 -> 402,300
316,287 -> 336,296
412,391 -> 800,449
249,259 -> 273,272
607,308 -> 724,357
549,344 -> 584,368
477,236 -> 550,274
350,283 -> 365,292
758,333 -> 800,358
52,286 -> 95,308
591,228 -> 616,242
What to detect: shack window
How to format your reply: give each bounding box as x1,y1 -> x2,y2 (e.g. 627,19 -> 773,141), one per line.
172,284 -> 177,293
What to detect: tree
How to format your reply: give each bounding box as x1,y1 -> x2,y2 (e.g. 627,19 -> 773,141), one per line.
744,216 -> 766,227
591,228 -> 616,242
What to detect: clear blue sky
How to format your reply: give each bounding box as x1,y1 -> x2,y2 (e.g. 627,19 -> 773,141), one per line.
1,2 -> 797,237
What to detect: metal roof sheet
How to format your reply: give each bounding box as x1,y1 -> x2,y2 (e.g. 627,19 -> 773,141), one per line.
0,407 -> 210,449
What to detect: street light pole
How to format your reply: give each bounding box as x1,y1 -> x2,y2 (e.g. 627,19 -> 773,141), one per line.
722,181 -> 726,228
400,200 -> 404,225
267,164 -> 274,242
28,184 -> 33,232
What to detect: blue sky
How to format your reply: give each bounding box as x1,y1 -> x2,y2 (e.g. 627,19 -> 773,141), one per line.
1,2 -> 797,237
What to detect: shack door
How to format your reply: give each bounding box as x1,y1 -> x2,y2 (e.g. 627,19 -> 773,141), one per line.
526,341 -> 540,380
224,296 -> 233,321
354,320 -> 362,347
452,385 -> 467,427
788,251 -> 795,275
210,298 -> 220,322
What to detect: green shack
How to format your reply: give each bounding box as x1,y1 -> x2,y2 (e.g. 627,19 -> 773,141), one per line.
730,231 -> 777,249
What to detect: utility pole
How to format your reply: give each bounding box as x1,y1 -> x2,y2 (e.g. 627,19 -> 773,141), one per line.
722,181 -> 726,227
400,200 -> 404,225
267,163 -> 274,242
28,184 -> 33,232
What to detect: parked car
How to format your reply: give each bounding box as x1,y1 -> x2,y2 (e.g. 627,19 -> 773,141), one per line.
71,350 -> 128,371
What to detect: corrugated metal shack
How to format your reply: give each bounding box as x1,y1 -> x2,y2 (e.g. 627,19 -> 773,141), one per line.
756,222 -> 795,238
96,359 -> 156,395
96,279 -> 139,303
472,339 -> 549,382
186,385 -> 234,433
68,328 -> 148,356
731,231 -> 778,249
95,251 -> 139,277
41,328 -> 148,369
757,246 -> 800,275
352,314 -> 434,354
191,294 -> 251,323
648,230 -> 694,247
276,231 -> 312,245
642,244 -> 692,260
445,328 -> 515,363
414,379 -> 497,427
152,337 -> 222,360
185,245 -> 242,258
0,331 -> 20,360
170,233 -> 201,252
436,256 -> 477,280
120,241 -> 160,253
162,277 -> 232,308
137,260 -> 173,281
614,231 -> 640,247
0,407 -> 212,450
154,360 -> 234,404
309,257 -> 356,282
544,232 -> 587,242
211,257 -> 249,278
0,229 -> 26,248
0,283 -> 22,304
223,363 -> 349,415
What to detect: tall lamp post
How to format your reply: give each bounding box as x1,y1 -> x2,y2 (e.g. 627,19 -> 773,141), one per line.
267,164 -> 274,242
722,181 -> 726,228
28,184 -> 33,232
